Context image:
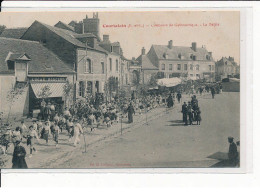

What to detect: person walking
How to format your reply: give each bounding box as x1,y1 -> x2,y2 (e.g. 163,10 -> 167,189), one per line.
42,121 -> 51,144
177,92 -> 182,103
127,102 -> 135,123
73,119 -> 83,147
12,140 -> 28,169
26,125 -> 39,158
53,122 -> 60,147
211,87 -> 215,99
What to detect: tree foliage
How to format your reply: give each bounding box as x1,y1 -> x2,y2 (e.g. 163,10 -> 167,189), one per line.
63,81 -> 74,107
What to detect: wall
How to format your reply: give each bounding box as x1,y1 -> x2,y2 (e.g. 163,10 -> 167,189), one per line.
76,48 -> 107,96
107,53 -> 121,79
0,75 -> 29,119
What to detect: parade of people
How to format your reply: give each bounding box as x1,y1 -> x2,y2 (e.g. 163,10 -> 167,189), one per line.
0,80 -> 231,168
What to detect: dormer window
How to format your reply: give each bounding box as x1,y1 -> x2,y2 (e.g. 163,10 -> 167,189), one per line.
192,55 -> 197,61
7,60 -> 15,70
190,54 -> 193,59
163,53 -> 168,59
178,54 -> 182,59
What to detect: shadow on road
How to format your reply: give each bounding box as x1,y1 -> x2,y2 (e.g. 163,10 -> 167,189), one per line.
210,160 -> 240,168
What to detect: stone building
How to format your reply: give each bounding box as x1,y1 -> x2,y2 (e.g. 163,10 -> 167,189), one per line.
137,40 -> 216,84
215,56 -> 240,80
0,37 -> 75,118
21,13 -> 127,98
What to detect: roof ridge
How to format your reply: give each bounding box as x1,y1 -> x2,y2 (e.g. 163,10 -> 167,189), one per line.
0,37 -> 40,44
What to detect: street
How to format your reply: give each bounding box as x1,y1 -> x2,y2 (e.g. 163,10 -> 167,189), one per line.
1,92 -> 239,168
24,92 -> 238,169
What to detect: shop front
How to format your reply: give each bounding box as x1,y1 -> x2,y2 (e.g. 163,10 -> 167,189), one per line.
28,77 -> 68,117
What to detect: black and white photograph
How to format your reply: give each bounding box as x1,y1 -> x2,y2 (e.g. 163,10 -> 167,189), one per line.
0,11 -> 240,169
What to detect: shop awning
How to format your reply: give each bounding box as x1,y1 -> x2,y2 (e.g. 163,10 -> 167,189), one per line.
31,82 -> 66,98
157,78 -> 182,87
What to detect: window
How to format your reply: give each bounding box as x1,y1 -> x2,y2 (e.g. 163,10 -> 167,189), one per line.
7,60 -> 15,70
161,64 -> 165,70
79,81 -> 84,97
209,65 -> 212,71
184,64 -> 188,71
190,74 -> 193,77
116,60 -> 119,72
109,58 -> 112,71
196,74 -> 200,78
169,64 -> 173,71
190,64 -> 193,70
101,62 -> 105,74
193,55 -> 196,61
85,59 -> 92,73
178,54 -> 182,59
177,64 -> 181,70
196,64 -> 200,71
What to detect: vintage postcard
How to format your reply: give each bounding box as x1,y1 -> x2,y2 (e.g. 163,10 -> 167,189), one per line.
0,10 -> 241,170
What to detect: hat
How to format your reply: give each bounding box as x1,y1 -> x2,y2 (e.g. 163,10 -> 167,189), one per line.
228,136 -> 234,140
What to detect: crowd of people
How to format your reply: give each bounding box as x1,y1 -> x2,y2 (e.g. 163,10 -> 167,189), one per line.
0,81 -> 229,168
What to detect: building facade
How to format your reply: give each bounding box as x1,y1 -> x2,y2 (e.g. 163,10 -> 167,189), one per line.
137,41 -> 216,84
215,56 -> 240,80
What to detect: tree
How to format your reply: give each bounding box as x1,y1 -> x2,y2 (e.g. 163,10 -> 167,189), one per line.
6,84 -> 25,123
104,76 -> 119,101
0,25 -> 6,35
148,73 -> 158,88
63,81 -> 74,108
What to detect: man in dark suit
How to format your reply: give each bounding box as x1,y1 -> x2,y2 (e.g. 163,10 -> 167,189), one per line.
228,137 -> 239,167
182,102 -> 188,125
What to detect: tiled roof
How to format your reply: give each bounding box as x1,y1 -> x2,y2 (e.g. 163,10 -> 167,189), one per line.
137,55 -> 158,70
73,33 -> 97,38
0,37 -> 74,74
36,21 -> 86,48
152,45 -> 214,61
31,21 -> 106,54
54,21 -> 75,32
0,28 -> 28,39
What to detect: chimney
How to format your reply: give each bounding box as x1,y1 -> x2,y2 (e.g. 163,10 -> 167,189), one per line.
86,37 -> 98,49
192,42 -> 197,52
103,35 -> 110,43
141,47 -> 146,55
168,40 -> 173,49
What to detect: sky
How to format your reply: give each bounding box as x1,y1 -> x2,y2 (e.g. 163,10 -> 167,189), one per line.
0,11 -> 240,63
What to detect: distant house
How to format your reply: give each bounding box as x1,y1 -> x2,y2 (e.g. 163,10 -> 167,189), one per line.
137,41 -> 216,84
0,37 -> 75,118
215,56 -> 240,80
0,27 -> 28,39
